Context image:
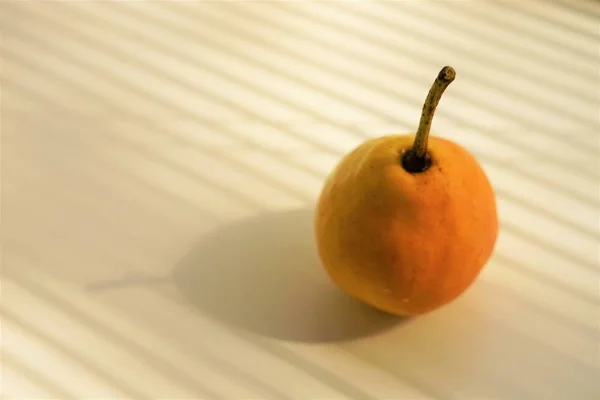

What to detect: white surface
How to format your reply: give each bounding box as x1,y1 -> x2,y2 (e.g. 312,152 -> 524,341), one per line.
1,1 -> 599,399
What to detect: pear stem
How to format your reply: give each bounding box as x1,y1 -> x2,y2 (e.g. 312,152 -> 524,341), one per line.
402,66 -> 456,173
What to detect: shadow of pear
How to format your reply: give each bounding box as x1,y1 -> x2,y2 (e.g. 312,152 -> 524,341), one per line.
172,207 -> 401,343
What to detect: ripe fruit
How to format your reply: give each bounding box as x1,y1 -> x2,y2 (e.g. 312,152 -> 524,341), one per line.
315,66 -> 498,317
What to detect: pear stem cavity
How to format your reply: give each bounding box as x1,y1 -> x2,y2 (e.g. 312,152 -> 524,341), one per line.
402,66 -> 456,173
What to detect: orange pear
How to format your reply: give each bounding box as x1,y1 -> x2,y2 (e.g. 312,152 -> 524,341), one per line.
315,66 -> 498,316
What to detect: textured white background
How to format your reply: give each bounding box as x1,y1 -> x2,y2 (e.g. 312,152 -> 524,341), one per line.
1,1 -> 599,399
